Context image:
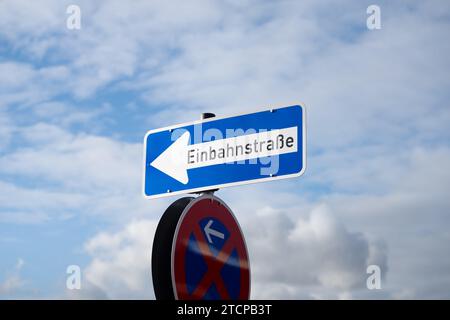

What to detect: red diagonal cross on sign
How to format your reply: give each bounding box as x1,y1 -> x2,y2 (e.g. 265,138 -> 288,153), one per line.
190,225 -> 237,299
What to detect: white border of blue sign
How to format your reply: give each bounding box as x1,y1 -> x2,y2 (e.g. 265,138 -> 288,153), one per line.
142,103 -> 307,199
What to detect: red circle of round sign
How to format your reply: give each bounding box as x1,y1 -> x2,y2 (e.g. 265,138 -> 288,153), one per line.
171,194 -> 250,300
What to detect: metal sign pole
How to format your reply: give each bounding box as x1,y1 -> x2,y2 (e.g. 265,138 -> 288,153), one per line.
193,112 -> 219,195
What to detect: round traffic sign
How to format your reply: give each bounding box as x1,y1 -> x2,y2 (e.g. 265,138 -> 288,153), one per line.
151,194 -> 250,300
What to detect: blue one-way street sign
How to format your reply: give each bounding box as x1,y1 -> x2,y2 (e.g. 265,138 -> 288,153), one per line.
143,104 -> 306,199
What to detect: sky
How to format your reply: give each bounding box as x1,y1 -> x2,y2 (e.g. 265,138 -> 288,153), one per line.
0,0 -> 450,299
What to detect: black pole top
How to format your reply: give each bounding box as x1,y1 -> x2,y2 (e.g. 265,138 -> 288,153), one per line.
201,112 -> 216,120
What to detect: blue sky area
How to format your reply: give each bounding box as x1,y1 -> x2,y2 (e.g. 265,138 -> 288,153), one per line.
1,0 -> 450,299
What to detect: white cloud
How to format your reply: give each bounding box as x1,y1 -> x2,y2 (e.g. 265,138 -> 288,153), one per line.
0,180 -> 87,224
0,122 -> 140,191
243,204 -> 387,299
0,122 -> 172,224
0,109 -> 13,150
0,275 -> 24,296
0,62 -> 75,117
0,62 -> 35,90
29,101 -> 109,129
0,0 -> 62,38
324,147 -> 450,299
0,258 -> 26,297
79,219 -> 157,299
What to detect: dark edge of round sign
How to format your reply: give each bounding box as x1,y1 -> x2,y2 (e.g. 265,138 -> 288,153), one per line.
151,197 -> 193,300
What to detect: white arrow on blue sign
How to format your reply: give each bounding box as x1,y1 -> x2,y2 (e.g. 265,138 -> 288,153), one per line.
143,104 -> 306,199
